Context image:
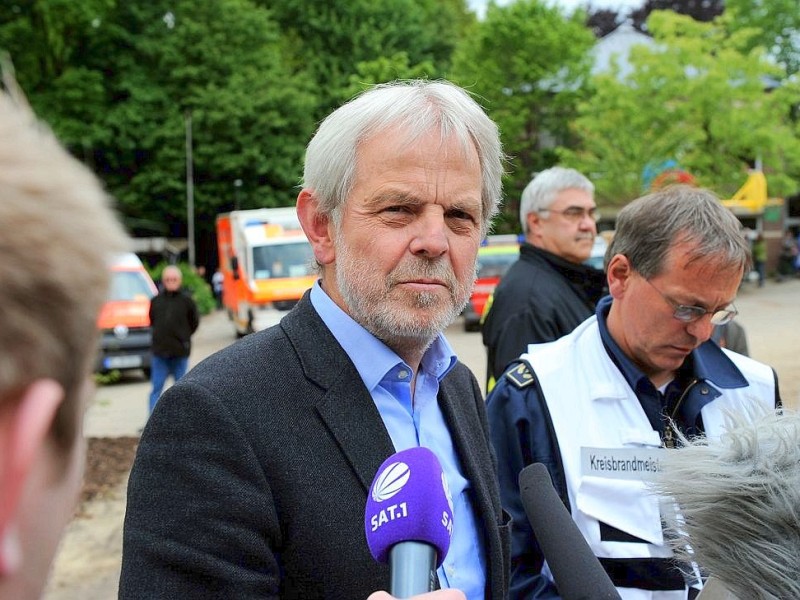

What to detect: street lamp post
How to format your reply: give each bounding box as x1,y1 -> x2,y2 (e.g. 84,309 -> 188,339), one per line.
234,178 -> 243,210
185,110 -> 195,268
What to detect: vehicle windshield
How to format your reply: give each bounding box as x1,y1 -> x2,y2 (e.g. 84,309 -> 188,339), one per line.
109,271 -> 156,301
252,241 -> 314,279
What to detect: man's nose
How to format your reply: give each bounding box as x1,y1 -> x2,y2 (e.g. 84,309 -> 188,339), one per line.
409,213 -> 448,258
687,316 -> 715,343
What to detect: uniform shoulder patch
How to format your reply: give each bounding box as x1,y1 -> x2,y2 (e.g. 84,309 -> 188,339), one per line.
505,361 -> 535,389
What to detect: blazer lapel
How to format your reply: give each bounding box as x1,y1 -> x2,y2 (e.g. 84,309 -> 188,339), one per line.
282,293 -> 395,491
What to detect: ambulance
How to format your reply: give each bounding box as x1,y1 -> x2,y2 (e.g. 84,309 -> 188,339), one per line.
216,208 -> 315,336
95,252 -> 158,376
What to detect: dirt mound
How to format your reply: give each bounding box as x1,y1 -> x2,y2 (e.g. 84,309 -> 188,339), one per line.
80,436 -> 139,508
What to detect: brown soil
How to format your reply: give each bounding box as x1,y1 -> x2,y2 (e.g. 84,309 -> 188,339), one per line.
79,437 -> 139,511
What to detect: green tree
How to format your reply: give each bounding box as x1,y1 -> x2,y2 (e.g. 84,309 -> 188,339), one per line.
448,0 -> 595,231
562,10 -> 800,205
725,0 -> 800,76
91,0 -> 317,233
0,0 -> 116,159
265,0 -> 474,119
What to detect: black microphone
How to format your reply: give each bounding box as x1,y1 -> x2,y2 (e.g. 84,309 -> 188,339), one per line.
519,463 -> 621,600
365,447 -> 455,598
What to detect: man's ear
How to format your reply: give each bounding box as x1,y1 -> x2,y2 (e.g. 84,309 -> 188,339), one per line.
525,212 -> 541,236
296,189 -> 335,266
0,379 -> 64,576
606,253 -> 633,299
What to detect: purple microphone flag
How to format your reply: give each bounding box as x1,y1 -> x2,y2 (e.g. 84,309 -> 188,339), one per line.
365,446 -> 454,567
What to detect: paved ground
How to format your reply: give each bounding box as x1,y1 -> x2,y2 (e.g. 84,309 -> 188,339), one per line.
44,277 -> 799,599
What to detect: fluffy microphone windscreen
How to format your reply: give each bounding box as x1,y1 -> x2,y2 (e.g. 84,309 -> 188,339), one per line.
364,446 -> 454,567
654,409 -> 800,600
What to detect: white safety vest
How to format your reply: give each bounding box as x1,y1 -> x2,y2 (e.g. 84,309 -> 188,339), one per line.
521,316 -> 775,600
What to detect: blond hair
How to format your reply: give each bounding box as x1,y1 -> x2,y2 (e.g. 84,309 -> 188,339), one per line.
0,81 -> 128,447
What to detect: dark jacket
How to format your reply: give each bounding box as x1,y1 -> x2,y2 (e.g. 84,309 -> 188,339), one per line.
149,289 -> 199,357
482,243 -> 605,383
120,293 -> 511,599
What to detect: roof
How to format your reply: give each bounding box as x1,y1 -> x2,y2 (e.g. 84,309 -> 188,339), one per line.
591,23 -> 656,78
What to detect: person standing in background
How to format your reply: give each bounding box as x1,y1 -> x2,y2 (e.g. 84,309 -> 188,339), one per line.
482,166 -> 605,390
751,232 -> 766,287
0,80 -> 127,599
211,267 -> 224,309
148,265 -> 199,413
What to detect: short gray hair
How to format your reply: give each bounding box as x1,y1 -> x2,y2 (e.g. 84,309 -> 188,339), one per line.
519,166 -> 594,233
605,185 -> 751,276
654,409 -> 800,599
302,79 -> 504,238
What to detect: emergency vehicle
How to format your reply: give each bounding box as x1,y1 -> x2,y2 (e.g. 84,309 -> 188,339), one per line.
95,252 -> 158,376
216,208 -> 315,336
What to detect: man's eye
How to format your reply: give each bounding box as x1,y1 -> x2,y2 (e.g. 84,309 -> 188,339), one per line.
447,209 -> 475,221
384,205 -> 412,214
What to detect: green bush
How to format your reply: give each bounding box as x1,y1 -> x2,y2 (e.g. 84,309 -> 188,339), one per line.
148,262 -> 216,315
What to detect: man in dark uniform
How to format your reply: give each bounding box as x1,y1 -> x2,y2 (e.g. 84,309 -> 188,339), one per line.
482,167 -> 605,389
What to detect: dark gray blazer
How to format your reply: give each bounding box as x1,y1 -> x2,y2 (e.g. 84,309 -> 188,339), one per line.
119,293 -> 510,599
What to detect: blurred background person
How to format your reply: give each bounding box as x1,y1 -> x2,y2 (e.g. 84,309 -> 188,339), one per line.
0,79 -> 127,599
750,232 -> 766,288
710,320 -> 749,356
211,267 -> 224,309
147,265 -> 199,413
482,166 -> 605,390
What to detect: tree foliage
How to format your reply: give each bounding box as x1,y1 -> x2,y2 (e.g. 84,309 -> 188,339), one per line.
264,0 -> 474,119
1,0 -> 798,256
724,0 -> 800,76
449,0 -> 594,231
561,10 -> 800,204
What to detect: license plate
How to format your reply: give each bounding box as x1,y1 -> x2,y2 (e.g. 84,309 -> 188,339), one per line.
104,355 -> 142,369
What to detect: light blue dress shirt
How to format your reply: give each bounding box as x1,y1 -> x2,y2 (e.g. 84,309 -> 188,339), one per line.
310,282 -> 487,599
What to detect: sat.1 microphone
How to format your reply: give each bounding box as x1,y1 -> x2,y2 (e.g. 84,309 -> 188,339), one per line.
519,463 -> 621,600
365,446 -> 454,599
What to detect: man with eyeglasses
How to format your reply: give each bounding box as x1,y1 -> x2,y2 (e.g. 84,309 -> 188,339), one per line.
482,167 -> 606,390
486,185 -> 780,599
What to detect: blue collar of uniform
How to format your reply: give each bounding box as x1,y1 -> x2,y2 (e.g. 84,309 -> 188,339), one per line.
595,295 -> 749,391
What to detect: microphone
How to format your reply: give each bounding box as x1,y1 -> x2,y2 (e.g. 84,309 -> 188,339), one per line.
654,409 -> 800,600
519,463 -> 621,600
365,446 -> 454,598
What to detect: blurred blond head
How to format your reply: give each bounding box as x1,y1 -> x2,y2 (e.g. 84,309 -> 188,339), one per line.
0,80 -> 128,446
0,72 -> 128,598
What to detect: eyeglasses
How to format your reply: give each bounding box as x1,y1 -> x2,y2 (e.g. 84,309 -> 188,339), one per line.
643,277 -> 738,326
540,206 -> 599,222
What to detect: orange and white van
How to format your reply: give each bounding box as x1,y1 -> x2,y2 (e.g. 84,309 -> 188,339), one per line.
216,208 -> 315,336
95,252 -> 158,376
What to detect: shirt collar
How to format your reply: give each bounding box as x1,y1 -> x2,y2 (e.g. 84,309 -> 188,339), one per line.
309,281 -> 457,391
596,295 -> 749,391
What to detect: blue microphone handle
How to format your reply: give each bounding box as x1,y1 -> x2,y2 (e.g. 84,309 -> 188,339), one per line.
389,541 -> 438,598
